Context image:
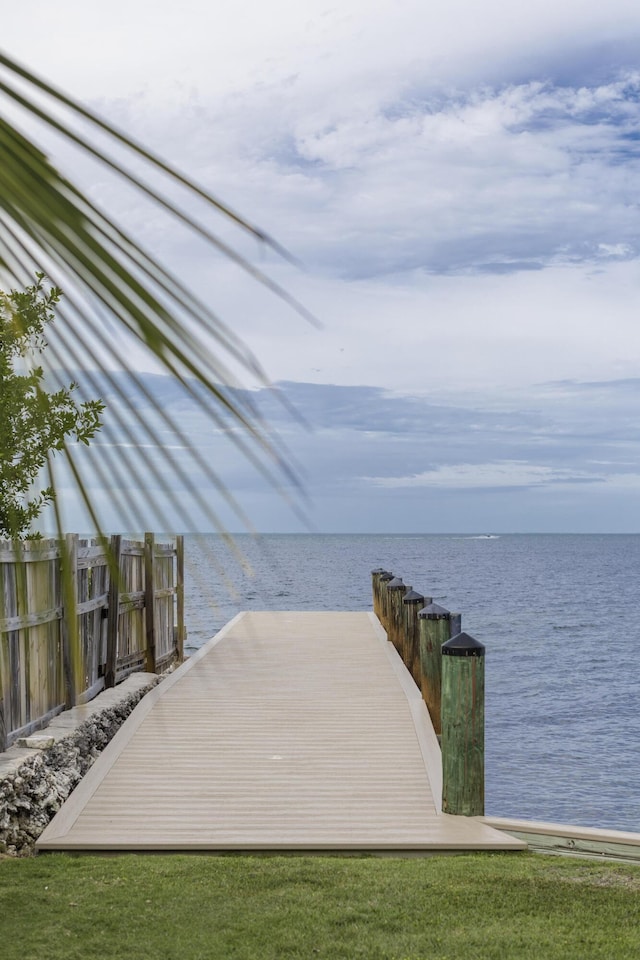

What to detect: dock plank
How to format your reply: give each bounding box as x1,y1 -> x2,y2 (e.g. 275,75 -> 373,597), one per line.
37,611 -> 524,852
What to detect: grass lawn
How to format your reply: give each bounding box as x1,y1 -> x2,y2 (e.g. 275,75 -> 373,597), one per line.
1,852 -> 639,959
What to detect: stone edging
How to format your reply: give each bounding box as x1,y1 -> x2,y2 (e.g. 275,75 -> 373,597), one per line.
0,674 -> 161,856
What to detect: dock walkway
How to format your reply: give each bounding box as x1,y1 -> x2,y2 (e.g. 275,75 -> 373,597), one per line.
37,611 -> 524,852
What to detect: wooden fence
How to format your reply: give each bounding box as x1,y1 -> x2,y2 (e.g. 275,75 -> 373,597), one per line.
0,534 -> 184,750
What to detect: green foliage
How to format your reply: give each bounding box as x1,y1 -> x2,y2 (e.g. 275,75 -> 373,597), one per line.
0,275 -> 104,538
1,853 -> 640,959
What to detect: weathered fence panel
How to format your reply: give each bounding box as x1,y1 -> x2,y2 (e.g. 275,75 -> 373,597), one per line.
117,539 -> 147,678
0,534 -> 184,749
77,539 -> 109,703
152,539 -> 181,671
0,540 -> 65,746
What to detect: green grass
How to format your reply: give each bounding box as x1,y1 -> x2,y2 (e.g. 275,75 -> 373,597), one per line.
2,853 -> 640,959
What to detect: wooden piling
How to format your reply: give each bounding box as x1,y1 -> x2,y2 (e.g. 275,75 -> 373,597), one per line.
386,577 -> 407,651
370,568 -> 386,621
417,602 -> 452,735
378,572 -> 394,633
441,631 -> 485,817
402,589 -> 425,682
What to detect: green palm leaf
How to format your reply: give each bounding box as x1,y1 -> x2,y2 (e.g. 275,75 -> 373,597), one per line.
0,50 -> 309,536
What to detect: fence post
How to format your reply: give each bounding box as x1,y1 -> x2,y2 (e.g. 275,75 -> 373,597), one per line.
61,533 -> 79,708
386,577 -> 406,651
441,631 -> 485,816
402,589 -> 425,681
105,534 -> 122,689
418,602 -> 451,735
144,532 -> 157,674
176,535 -> 185,663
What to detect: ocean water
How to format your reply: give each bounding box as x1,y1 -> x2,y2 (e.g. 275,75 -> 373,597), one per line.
182,533 -> 640,833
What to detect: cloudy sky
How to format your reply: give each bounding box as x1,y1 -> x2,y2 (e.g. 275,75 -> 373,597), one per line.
4,0 -> 640,532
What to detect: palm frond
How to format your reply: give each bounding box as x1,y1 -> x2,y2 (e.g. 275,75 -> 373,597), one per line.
0,50 -> 311,535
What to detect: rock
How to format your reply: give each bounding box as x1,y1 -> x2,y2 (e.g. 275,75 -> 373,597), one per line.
18,736 -> 56,749
0,678 -> 159,856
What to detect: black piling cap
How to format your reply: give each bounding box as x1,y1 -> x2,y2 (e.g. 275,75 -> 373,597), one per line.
386,577 -> 405,590
442,632 -> 485,657
403,589 -> 424,605
379,572 -> 394,582
418,602 -> 450,620
371,568 -> 386,575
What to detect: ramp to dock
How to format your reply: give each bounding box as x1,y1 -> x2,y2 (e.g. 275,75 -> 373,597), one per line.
37,611 -> 524,852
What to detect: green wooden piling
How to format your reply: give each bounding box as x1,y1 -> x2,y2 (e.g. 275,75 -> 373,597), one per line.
386,577 -> 407,650
417,602 -> 451,735
402,589 -> 424,680
409,590 -> 433,683
441,631 -> 485,817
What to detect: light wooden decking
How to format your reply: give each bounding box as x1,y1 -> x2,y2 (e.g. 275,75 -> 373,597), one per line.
37,611 -> 525,852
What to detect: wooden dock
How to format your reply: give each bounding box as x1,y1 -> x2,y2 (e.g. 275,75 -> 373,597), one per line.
37,611 -> 525,853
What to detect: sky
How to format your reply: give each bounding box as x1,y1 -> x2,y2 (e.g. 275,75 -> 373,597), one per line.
4,0 -> 640,532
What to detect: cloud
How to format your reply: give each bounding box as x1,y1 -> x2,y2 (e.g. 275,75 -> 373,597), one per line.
36,19 -> 640,284
46,373 -> 640,529
7,4 -> 640,402
230,73 -> 640,280
7,1 -> 640,95
364,461 -> 605,490
6,2 -> 640,536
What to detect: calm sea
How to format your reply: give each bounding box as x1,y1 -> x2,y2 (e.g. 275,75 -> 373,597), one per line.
182,533 -> 640,833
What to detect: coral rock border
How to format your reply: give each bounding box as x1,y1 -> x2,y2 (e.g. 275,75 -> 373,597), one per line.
0,676 -> 161,856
